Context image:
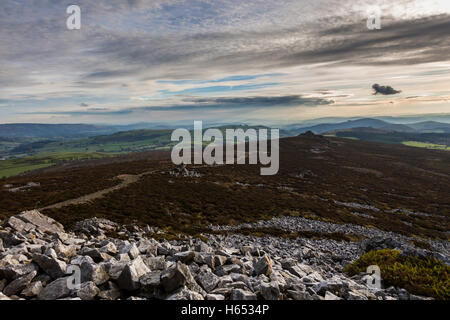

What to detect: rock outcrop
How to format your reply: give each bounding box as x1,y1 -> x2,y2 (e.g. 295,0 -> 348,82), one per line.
0,211 -> 443,300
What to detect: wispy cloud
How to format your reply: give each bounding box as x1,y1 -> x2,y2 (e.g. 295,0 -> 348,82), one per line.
1,0 -> 450,123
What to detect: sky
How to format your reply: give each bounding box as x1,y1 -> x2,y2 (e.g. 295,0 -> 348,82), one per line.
0,0 -> 450,125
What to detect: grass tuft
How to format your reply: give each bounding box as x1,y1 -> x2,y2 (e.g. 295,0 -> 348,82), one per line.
343,249 -> 450,300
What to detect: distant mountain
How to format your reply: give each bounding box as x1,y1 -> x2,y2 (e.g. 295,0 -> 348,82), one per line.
323,127 -> 390,135
328,127 -> 449,148
0,123 -> 116,138
5,124 -> 287,157
379,124 -> 416,133
292,118 -> 390,134
407,121 -> 450,133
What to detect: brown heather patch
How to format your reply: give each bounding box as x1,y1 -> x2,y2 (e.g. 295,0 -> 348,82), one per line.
1,136 -> 449,239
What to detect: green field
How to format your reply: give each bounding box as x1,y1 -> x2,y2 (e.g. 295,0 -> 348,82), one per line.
6,129 -> 176,157
402,141 -> 450,151
0,152 -> 112,178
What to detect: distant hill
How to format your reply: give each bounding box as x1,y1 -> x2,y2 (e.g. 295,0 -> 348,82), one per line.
324,127 -> 390,135
5,124 -> 288,157
0,123 -> 117,138
407,121 -> 450,133
379,124 -> 416,133
290,118 -> 450,135
293,118 -> 390,134
328,127 -> 449,149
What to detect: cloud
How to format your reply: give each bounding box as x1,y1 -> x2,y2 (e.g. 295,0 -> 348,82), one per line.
1,1 -> 450,123
80,103 -> 89,107
24,95 -> 334,116
372,84 -> 401,95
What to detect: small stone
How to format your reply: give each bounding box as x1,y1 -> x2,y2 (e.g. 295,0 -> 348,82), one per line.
174,251 -> 195,264
21,281 -> 43,297
347,290 -> 368,300
206,294 -> 225,300
166,287 -> 204,300
98,282 -> 121,300
116,256 -> 150,291
196,270 -> 220,293
100,242 -> 118,255
0,278 -> 7,291
0,262 -> 38,281
32,253 -> 67,279
3,270 -> 37,296
214,255 -> 227,267
77,281 -> 100,300
215,264 -> 243,276
161,262 -> 203,294
80,247 -> 111,262
254,255 -> 273,276
231,288 -> 257,300
37,277 -> 71,300
54,241 -> 77,260
119,243 -> 140,260
143,256 -> 166,270
325,291 -> 342,300
0,292 -> 11,300
259,281 -> 280,300
80,261 -> 109,285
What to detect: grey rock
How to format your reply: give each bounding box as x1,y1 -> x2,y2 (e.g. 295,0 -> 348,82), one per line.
139,271 -> 162,298
347,290 -> 369,300
259,281 -> 280,300
80,247 -> 111,262
231,288 -> 257,300
0,262 -> 38,281
214,255 -> 227,267
215,264 -> 243,276
118,243 -> 140,260
3,270 -> 37,296
80,261 -> 109,285
161,262 -> 203,294
116,256 -> 150,290
167,287 -> 204,300
12,210 -> 65,235
254,255 -> 273,276
196,270 -> 220,293
77,281 -> 100,300
70,255 -> 94,266
99,242 -> 118,255
206,293 -> 225,300
21,281 -> 43,297
0,292 -> 11,300
5,216 -> 35,234
360,237 -> 403,253
37,277 -> 71,300
54,241 -> 77,260
74,218 -> 118,236
324,291 -> 342,300
0,278 -> 7,291
103,260 -> 128,280
144,256 -> 166,270
32,253 -> 67,279
98,281 -> 121,300
174,251 -> 195,264
397,288 -> 410,300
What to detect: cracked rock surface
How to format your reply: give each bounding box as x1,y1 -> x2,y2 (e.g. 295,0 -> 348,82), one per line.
0,210 -> 444,300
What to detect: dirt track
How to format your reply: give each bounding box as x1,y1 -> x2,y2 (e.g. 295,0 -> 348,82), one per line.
40,170 -> 156,210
